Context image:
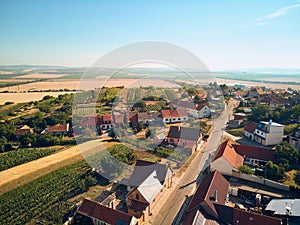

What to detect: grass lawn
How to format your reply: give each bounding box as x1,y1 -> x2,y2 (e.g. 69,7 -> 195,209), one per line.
226,127 -> 245,137
284,170 -> 300,188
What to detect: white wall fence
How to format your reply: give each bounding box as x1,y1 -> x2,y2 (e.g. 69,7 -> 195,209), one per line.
232,171 -> 289,191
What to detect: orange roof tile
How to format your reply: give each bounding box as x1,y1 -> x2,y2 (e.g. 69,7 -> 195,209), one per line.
212,139 -> 244,169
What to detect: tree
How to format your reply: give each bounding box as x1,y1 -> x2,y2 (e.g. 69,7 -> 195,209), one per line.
238,165 -> 254,175
0,122 -> 15,141
294,170 -> 300,186
264,161 -> 285,181
132,101 -> 146,112
108,129 -> 117,139
19,133 -> 36,148
248,105 -> 272,122
132,122 -> 144,133
145,128 -> 151,139
274,142 -> 299,170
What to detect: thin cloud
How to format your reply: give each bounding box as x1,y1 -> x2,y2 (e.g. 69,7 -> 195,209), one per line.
241,3 -> 300,28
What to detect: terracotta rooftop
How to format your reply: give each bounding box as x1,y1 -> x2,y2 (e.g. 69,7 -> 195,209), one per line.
161,108 -> 188,118
48,123 -> 68,132
167,126 -> 201,142
81,115 -> 99,128
100,114 -> 112,123
128,199 -> 148,211
77,198 -> 134,225
233,144 -> 275,162
183,171 -> 229,224
244,121 -> 258,134
212,139 -> 244,169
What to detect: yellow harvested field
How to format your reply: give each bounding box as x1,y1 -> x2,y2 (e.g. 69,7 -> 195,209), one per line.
0,78 -> 179,93
0,71 -> 13,74
16,73 -> 68,79
0,79 -> 33,82
0,92 -> 73,104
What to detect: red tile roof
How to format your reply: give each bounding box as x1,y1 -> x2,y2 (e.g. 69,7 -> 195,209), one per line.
244,122 -> 258,134
183,171 -> 229,224
212,139 -> 244,169
232,144 -> 275,162
100,114 -> 112,123
48,124 -> 68,132
81,115 -> 99,128
15,125 -> 33,135
128,199 -> 148,211
161,108 -> 188,118
77,199 -> 134,225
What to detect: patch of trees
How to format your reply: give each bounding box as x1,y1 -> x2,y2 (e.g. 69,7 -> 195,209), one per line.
248,104 -> 300,125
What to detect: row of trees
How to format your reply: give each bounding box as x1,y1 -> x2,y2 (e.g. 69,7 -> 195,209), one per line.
248,104 -> 300,125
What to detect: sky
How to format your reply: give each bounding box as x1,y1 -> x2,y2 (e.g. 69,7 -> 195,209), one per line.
0,0 -> 300,70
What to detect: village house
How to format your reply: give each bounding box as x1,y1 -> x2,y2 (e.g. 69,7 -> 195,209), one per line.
258,94 -> 292,110
14,125 -> 34,137
76,198 -> 139,225
46,123 -> 69,136
80,114 -> 99,129
137,111 -> 160,125
228,113 -> 247,129
182,171 -> 282,225
171,99 -> 211,118
248,87 -> 264,98
233,144 -> 275,166
161,108 -> 188,124
166,126 -> 202,153
253,120 -> 284,146
125,160 -> 173,191
210,139 -> 244,175
123,160 -> 172,224
211,139 -> 276,174
99,115 -> 114,130
183,170 -> 229,224
126,171 -> 163,224
244,121 -> 258,141
289,128 -> 300,153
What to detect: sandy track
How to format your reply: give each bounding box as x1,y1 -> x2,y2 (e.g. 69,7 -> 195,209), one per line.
0,139 -> 103,195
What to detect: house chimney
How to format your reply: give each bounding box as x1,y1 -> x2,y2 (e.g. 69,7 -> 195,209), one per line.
214,190 -> 218,202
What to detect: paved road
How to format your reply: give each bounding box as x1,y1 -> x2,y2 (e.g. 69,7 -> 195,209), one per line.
149,100 -> 237,225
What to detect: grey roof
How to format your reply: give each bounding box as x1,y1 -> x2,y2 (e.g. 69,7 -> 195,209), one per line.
265,199 -> 300,216
137,170 -> 163,203
167,126 -> 201,141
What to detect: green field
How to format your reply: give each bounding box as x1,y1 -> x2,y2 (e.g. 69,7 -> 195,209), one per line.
0,160 -> 108,225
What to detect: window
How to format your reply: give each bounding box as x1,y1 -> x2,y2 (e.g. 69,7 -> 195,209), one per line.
170,138 -> 174,142
178,118 -> 181,120
136,193 -> 139,200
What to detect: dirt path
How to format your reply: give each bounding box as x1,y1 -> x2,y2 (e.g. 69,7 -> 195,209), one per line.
0,139 -> 103,195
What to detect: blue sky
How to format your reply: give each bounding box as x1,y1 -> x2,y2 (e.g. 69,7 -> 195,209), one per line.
0,0 -> 300,70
